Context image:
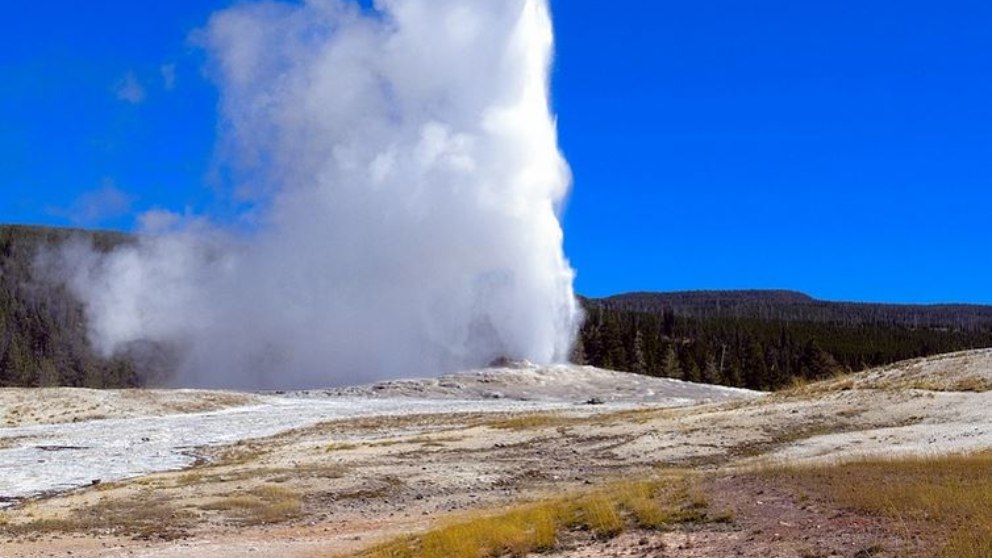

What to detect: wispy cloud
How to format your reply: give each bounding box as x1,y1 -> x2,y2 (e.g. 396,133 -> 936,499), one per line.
49,180 -> 135,226
160,64 -> 177,91
114,72 -> 146,104
137,208 -> 183,233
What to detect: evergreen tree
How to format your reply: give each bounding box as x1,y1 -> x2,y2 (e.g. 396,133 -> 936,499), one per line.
632,330 -> 647,375
702,354 -> 719,384
662,343 -> 680,378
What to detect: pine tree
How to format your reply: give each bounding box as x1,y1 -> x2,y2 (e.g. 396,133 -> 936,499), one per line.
684,358 -> 702,383
702,353 -> 719,384
662,343 -> 680,378
570,334 -> 587,365
743,339 -> 767,390
632,329 -> 647,375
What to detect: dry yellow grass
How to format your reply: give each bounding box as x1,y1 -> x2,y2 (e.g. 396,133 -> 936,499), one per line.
485,412 -> 585,431
198,484 -> 302,525
0,492 -> 193,540
2,482 -> 304,541
485,407 -> 671,432
574,493 -> 624,538
765,452 -> 992,558
208,441 -> 269,466
895,376 -> 992,393
776,374 -> 855,398
345,476 -> 718,558
597,407 -> 673,425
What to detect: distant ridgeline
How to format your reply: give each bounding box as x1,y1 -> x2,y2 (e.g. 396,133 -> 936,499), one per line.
0,225 -> 148,388
3,224 -> 992,390
576,291 -> 992,390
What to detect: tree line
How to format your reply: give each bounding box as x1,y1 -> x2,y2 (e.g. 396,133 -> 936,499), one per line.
575,299 -> 992,390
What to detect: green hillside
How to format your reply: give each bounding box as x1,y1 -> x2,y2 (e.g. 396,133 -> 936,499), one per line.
0,225 -> 141,387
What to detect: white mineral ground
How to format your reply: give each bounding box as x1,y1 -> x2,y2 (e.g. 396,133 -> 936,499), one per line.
0,362 -> 756,504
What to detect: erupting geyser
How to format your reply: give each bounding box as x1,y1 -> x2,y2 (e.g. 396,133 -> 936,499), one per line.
56,0 -> 581,388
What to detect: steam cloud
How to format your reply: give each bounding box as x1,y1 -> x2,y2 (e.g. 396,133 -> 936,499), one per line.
59,0 -> 580,389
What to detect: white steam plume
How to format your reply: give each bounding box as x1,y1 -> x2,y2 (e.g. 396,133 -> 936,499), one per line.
59,0 -> 580,389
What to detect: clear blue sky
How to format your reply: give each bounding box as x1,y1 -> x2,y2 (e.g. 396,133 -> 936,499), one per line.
2,1 -> 990,303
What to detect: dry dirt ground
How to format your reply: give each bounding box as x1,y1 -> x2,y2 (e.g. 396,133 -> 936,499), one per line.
2,350 -> 992,557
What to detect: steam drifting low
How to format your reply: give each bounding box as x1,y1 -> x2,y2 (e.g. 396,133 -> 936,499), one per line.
59,0 -> 580,388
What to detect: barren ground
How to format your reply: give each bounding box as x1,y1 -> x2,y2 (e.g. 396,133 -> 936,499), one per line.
2,351 -> 991,557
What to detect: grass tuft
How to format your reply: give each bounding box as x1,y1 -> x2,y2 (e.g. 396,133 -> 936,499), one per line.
484,408 -> 672,432
575,493 -> 624,538
485,413 -> 583,431
764,451 -> 992,558
347,476 -> 717,558
197,484 -> 302,525
0,492 -> 193,540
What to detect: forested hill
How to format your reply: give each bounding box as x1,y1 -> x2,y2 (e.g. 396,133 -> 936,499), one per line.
595,290 -> 992,331
577,291 -> 992,390
0,225 -> 143,387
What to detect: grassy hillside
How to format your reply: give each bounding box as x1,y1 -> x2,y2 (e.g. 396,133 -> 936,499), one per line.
0,225 -> 142,387
579,292 -> 992,390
